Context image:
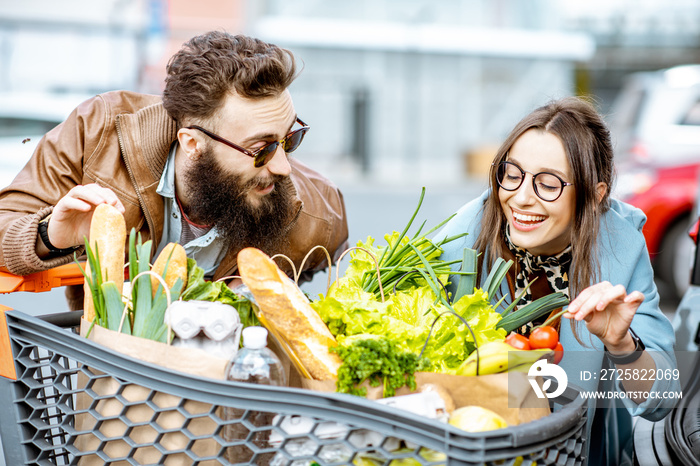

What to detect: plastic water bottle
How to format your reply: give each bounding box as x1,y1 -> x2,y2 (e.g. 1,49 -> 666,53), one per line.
223,326 -> 286,465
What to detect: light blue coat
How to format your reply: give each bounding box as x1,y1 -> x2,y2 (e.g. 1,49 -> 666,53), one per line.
437,191 -> 679,463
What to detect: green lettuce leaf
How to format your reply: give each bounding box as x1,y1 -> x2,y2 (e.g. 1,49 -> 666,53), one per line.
313,276 -> 506,375
181,259 -> 259,328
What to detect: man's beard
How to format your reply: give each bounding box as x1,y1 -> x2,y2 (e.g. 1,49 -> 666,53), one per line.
181,149 -> 296,255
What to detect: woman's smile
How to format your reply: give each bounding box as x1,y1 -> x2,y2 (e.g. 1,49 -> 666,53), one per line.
511,209 -> 547,231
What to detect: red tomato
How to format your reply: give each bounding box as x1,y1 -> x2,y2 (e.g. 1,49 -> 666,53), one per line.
553,342 -> 564,364
529,326 -> 559,350
505,333 -> 531,351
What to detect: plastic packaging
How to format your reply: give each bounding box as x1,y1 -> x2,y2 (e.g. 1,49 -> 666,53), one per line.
268,391 -> 448,465
223,326 -> 287,464
164,300 -> 242,359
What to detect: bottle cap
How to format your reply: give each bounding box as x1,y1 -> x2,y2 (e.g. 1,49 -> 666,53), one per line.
242,326 -> 268,349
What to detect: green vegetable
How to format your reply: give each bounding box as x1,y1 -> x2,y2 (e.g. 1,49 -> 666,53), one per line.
495,291 -> 569,333
181,258 -> 259,328
313,281 -> 506,375
102,281 -> 130,334
126,232 -> 184,342
331,335 -> 430,397
343,188 -> 466,299
79,228 -> 259,342
453,248 -> 477,303
311,187 -> 570,388
79,229 -> 184,342
482,257 -> 513,306
77,238 -> 130,335
456,247 -> 569,334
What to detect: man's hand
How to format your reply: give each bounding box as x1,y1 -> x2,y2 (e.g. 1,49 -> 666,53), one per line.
39,184 -> 125,253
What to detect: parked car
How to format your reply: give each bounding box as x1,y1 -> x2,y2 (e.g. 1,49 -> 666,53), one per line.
0,91 -> 92,188
610,65 -> 700,300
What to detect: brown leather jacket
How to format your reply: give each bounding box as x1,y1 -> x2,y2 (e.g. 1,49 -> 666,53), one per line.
0,91 -> 349,301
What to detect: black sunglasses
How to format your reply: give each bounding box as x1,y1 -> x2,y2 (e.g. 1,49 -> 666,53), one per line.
494,161 -> 574,202
185,117 -> 310,168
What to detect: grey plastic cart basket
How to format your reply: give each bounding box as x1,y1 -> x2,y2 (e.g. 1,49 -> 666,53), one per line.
0,310 -> 589,465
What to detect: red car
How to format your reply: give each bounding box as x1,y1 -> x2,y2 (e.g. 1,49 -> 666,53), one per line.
610,65 -> 700,300
617,161 -> 699,299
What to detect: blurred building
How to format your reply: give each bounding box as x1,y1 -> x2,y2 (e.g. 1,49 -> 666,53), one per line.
250,1 -> 593,185
560,0 -> 700,109
2,0 -> 698,184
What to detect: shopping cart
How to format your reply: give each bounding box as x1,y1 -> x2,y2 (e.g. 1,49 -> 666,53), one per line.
1,265 -> 589,465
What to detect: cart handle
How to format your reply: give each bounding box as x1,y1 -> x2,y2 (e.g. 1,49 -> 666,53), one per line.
0,263 -> 86,380
0,263 -> 85,294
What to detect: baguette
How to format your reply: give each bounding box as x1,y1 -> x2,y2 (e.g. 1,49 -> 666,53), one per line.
237,247 -> 341,381
150,242 -> 188,296
83,203 -> 126,322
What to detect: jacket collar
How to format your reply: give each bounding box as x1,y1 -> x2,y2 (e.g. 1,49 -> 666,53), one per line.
116,102 -> 177,247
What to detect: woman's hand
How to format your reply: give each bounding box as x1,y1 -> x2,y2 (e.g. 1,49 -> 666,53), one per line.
45,184 -> 125,250
563,281 -> 644,351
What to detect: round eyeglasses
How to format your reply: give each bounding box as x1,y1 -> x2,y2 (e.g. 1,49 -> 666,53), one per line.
495,161 -> 574,202
185,117 -> 310,168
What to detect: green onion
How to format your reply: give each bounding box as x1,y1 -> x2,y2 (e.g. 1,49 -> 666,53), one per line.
359,187 -> 467,298
496,292 -> 569,333
453,248 -> 477,302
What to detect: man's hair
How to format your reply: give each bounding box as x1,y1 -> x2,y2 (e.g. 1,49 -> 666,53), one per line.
163,31 -> 297,125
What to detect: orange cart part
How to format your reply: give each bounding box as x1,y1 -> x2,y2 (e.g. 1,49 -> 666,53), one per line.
0,264 -> 86,379
1,304 -> 17,379
0,263 -> 85,294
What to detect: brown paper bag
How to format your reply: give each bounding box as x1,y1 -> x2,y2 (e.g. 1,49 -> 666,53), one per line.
303,371 -> 550,427
74,318 -> 230,465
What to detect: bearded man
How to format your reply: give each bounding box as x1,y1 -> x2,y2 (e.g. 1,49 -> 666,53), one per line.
0,31 -> 348,310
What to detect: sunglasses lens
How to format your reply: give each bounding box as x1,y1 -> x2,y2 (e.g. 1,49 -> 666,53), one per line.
283,129 -> 306,154
252,127 -> 308,167
255,143 -> 279,167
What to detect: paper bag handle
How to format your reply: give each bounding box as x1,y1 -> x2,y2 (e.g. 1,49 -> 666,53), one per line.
419,310 -> 481,375
130,271 -> 174,344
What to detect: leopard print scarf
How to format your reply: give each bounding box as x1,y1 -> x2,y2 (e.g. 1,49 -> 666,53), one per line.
504,226 -> 572,307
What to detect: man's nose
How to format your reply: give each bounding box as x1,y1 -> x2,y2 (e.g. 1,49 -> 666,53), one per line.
265,145 -> 292,177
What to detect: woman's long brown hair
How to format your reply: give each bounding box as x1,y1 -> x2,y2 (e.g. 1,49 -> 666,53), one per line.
473,96 -> 615,339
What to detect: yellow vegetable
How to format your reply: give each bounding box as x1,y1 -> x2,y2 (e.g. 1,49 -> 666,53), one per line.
448,406 -> 508,432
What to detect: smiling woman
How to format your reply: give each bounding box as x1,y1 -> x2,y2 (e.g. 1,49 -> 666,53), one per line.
437,96 -> 679,466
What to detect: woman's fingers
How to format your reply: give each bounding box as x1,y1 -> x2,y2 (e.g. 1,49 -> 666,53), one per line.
624,290 -> 645,305
568,284 -> 598,313
571,291 -> 604,321
565,282 -> 645,344
567,282 -> 637,321
594,284 -> 627,311
568,281 -> 610,319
